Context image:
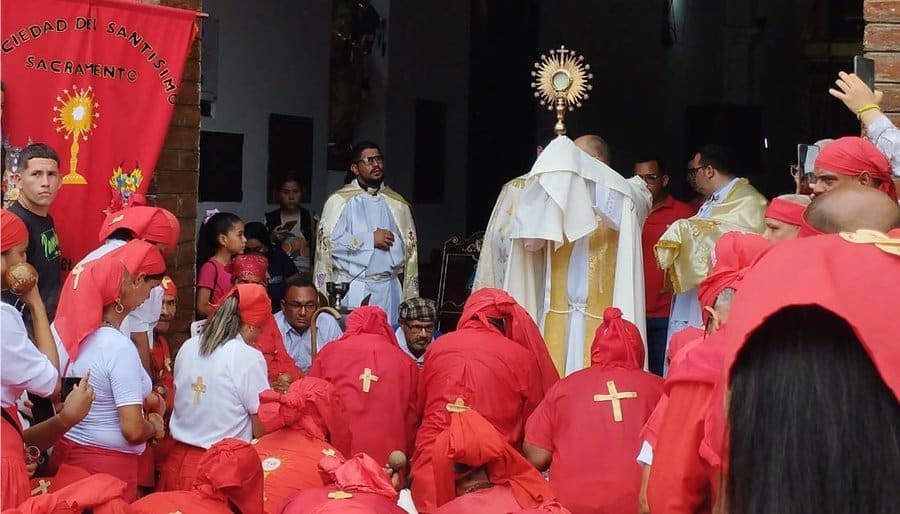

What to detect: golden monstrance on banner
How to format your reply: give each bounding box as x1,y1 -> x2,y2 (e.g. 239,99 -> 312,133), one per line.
531,45 -> 593,135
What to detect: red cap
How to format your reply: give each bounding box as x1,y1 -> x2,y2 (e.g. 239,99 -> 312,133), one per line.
193,438 -> 264,514
56,240 -> 165,362
814,136 -> 897,201
160,275 -> 177,297
589,307 -> 644,369
231,253 -> 269,284
98,206 -> 180,255
7,473 -> 130,513
317,453 -> 398,501
213,283 -> 273,328
1,209 -> 28,253
764,197 -> 806,227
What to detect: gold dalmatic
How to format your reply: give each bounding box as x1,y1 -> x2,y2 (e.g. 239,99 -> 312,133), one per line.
543,217 -> 619,373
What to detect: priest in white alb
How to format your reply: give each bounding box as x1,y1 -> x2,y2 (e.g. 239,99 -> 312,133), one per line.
504,135 -> 652,376
314,142 -> 418,325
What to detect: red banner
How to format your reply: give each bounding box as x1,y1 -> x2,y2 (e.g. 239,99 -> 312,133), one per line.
1,0 -> 197,271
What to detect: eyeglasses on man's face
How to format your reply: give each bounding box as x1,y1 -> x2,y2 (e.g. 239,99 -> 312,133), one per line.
636,173 -> 661,183
356,155 -> 385,166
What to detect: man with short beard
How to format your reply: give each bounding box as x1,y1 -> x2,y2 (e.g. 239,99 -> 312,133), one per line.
314,141 -> 418,325
395,297 -> 439,368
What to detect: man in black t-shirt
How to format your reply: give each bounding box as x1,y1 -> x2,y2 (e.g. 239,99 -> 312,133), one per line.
8,143 -> 63,322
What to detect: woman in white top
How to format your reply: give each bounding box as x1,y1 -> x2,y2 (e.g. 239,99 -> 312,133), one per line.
160,282 -> 272,492
47,240 -> 167,502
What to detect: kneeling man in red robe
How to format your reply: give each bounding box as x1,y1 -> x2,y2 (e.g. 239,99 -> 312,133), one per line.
132,438 -> 264,514
524,307 -> 664,514
307,306 -> 419,465
432,408 -> 569,514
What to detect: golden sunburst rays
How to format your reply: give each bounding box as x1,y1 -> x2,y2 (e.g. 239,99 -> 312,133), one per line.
52,85 -> 100,185
531,46 -> 593,135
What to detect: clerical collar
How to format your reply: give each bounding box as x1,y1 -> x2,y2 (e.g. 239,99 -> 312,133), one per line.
355,179 -> 382,195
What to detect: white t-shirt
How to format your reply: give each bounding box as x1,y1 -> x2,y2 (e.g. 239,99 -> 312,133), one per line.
64,327 -> 152,454
169,334 -> 269,449
1,303 -> 58,408
79,239 -> 164,348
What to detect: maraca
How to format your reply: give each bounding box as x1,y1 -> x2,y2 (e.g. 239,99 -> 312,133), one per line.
2,261 -> 37,295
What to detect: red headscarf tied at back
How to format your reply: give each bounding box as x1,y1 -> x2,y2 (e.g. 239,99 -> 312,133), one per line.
98,206 -> 180,256
55,240 -> 165,363
590,307 -> 645,370
764,198 -> 806,226
193,438 -> 265,514
160,275 -> 177,297
722,230 -> 900,400
432,409 -> 559,510
1,209 -> 28,253
3,473 -> 131,514
342,305 -> 400,346
697,232 -> 772,325
814,136 -> 897,201
231,253 -> 269,284
457,288 -> 559,392
316,453 -> 398,501
214,283 -> 273,328
257,377 -> 353,456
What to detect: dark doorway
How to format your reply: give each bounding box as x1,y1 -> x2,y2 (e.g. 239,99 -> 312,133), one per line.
465,0 -> 541,235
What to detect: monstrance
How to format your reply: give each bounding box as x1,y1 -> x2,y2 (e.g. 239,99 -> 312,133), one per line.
531,46 -> 593,135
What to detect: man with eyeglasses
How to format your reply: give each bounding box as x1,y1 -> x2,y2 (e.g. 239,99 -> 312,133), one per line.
275,275 -> 343,372
654,145 -> 766,374
634,157 -> 694,377
394,297 -> 441,368
314,141 -> 418,326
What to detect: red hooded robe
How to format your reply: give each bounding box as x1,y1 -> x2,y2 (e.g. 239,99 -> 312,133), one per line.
133,438 -> 264,514
307,306 -> 419,465
411,288 -> 558,513
525,307 -> 663,514
648,233 -> 771,514
279,453 -> 406,514
432,409 -> 568,514
254,377 -> 352,513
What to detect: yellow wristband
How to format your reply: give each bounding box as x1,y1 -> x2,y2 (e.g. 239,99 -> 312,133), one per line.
856,104 -> 881,118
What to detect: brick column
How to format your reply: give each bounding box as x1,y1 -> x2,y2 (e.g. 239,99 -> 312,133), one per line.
866,1 -> 900,124
146,0 -> 201,350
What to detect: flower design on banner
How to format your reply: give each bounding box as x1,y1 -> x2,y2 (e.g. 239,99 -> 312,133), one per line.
53,85 -> 100,185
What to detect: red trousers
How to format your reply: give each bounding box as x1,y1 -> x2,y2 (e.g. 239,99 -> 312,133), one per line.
157,441 -> 205,492
48,437 -> 141,502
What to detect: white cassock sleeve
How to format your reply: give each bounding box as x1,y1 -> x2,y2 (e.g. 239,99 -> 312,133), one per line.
636,440 -> 654,466
1,304 -> 58,407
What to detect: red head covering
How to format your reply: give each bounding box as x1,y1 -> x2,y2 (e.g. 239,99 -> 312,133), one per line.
316,453 -> 398,501
722,231 -> 900,400
814,136 -> 897,201
764,198 -> 806,226
342,306 -> 400,346
589,307 -> 644,370
1,209 -> 28,253
231,253 -> 269,284
160,275 -> 177,297
5,473 -> 130,514
697,232 -> 772,325
258,377 -> 352,455
193,438 -> 264,514
432,409 -> 559,509
457,288 -> 559,392
98,206 -> 180,255
215,283 -> 273,328
56,240 -> 165,363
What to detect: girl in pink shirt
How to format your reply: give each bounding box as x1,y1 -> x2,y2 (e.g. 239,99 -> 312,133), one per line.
195,212 -> 245,318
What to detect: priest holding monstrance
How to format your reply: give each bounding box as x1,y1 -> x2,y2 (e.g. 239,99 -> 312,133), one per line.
484,47 -> 652,376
